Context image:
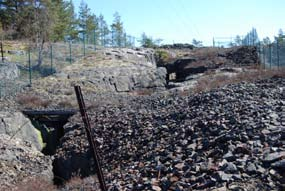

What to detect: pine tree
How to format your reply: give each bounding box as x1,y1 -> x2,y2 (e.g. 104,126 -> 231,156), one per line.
98,14 -> 109,46
78,0 -> 97,43
51,0 -> 78,42
242,28 -> 259,46
140,32 -> 156,48
111,12 -> 124,47
65,0 -> 79,40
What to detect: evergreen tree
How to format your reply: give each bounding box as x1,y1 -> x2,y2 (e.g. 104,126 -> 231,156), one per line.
242,28 -> 259,46
65,0 -> 79,40
51,0 -> 78,41
261,37 -> 271,46
234,35 -> 242,46
98,14 -> 109,46
140,32 -> 156,48
192,38 -> 203,47
78,0 -> 97,43
111,12 -> 124,47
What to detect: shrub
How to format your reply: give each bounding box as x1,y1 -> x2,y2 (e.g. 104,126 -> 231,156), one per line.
13,177 -> 55,191
155,50 -> 172,65
192,68 -> 285,94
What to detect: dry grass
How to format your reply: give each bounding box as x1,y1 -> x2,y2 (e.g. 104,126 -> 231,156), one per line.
16,94 -> 50,108
57,99 -> 76,108
192,68 -> 285,94
12,177 -> 55,191
60,176 -> 100,191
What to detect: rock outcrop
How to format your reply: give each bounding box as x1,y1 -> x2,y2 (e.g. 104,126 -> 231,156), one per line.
0,112 -> 44,151
25,48 -> 167,109
54,77 -> 285,190
0,134 -> 53,190
0,62 -> 19,81
161,46 -> 259,82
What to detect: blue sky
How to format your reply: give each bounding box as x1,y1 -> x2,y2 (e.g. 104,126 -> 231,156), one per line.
73,0 -> 285,46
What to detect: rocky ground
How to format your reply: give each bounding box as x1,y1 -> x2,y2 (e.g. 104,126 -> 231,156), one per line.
0,134 -> 53,190
1,44 -> 285,191
54,76 -> 285,191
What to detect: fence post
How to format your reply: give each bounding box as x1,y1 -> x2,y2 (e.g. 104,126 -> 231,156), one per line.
94,30 -> 96,51
28,48 -> 32,86
269,44 -> 272,69
263,46 -> 266,69
69,41 -> 72,64
50,44 -> 53,74
83,32 -> 86,57
1,41 -> 4,62
277,40 -> 280,68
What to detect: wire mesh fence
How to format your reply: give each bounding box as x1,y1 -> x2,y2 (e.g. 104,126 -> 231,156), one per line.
213,36 -> 285,69
0,41 -> 99,99
259,40 -> 285,69
1,37 -> 285,99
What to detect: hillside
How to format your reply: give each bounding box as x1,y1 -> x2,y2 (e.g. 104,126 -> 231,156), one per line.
0,45 -> 285,191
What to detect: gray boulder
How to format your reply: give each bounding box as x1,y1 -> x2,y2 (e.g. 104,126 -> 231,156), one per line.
61,48 -> 167,93
0,134 -> 53,190
0,112 -> 44,151
0,62 -> 19,80
101,48 -> 157,66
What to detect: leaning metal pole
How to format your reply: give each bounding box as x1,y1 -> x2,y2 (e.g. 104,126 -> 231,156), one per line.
74,85 -> 107,191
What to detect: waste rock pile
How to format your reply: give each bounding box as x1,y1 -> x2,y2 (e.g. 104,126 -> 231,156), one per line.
54,77 -> 285,190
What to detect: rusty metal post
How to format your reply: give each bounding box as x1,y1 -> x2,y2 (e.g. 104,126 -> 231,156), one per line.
1,42 -> 4,62
74,85 -> 107,191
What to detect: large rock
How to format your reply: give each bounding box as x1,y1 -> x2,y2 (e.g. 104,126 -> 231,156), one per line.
101,48 -> 157,67
0,112 -> 44,151
66,65 -> 167,93
160,46 -> 259,82
0,134 -> 53,190
55,48 -> 167,93
0,62 -> 19,80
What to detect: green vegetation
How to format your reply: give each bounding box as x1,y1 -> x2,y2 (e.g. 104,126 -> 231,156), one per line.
155,49 -> 171,65
0,0 -> 135,47
139,32 -> 162,48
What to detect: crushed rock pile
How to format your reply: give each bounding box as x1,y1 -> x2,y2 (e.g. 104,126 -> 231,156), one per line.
54,77 -> 285,191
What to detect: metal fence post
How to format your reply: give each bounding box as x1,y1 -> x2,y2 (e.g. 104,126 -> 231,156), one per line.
94,30 -> 96,51
1,41 -> 4,62
69,41 -> 72,64
50,44 -> 53,74
83,32 -> 86,57
277,40 -> 280,68
74,86 -> 107,191
269,44 -> 272,69
263,46 -> 266,69
28,48 -> 32,86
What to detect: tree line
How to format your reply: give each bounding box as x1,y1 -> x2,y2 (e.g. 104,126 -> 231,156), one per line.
232,28 -> 285,47
0,0 -> 136,48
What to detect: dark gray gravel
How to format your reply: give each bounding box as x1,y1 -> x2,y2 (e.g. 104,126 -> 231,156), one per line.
54,77 -> 285,191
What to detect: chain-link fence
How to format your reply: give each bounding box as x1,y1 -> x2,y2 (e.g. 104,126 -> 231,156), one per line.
0,41 -> 99,99
259,40 -> 285,69
213,36 -> 285,69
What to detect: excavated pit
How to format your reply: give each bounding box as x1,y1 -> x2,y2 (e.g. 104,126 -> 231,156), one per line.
22,109 -> 77,155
